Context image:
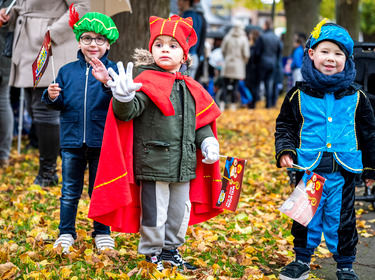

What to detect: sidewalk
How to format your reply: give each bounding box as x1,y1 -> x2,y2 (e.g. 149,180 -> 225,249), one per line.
312,187 -> 375,280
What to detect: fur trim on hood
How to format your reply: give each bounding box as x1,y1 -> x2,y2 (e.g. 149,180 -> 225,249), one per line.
132,48 -> 192,68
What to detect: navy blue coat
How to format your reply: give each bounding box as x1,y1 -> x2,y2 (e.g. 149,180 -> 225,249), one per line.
41,50 -> 117,148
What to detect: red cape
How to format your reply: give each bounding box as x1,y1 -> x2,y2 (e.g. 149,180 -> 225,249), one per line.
88,70 -> 223,233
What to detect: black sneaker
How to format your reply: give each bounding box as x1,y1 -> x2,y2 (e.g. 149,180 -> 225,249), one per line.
161,249 -> 197,270
336,268 -> 359,280
145,254 -> 164,272
279,260 -> 310,280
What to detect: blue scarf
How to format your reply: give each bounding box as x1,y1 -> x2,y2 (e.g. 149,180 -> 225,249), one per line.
301,55 -> 356,93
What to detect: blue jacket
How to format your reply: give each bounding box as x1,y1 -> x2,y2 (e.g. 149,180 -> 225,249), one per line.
297,90 -> 362,173
41,50 -> 117,148
291,45 -> 304,70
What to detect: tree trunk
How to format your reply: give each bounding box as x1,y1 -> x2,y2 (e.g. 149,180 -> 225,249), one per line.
108,0 -> 170,63
283,0 -> 321,56
336,0 -> 360,41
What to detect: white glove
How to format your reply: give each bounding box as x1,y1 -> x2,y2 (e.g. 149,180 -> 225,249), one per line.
107,61 -> 142,102
201,137 -> 220,164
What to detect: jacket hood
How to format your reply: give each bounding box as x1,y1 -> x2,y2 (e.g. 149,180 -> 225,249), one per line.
133,48 -> 192,68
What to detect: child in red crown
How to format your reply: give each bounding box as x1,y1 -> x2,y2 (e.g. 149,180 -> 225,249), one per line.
90,15 -> 223,271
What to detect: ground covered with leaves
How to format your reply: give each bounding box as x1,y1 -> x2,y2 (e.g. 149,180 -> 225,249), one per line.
0,100 -> 374,279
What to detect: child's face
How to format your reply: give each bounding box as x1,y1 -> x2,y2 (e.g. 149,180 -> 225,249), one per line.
151,35 -> 185,73
78,31 -> 110,63
308,41 -> 346,76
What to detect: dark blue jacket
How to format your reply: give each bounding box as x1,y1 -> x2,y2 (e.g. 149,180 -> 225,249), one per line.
41,50 -> 117,148
253,29 -> 282,70
182,9 -> 203,55
291,45 -> 304,70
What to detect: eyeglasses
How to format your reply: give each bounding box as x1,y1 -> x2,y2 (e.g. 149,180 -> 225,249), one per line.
80,35 -> 107,46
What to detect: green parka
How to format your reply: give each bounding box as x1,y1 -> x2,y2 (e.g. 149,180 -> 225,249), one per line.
112,60 -> 214,183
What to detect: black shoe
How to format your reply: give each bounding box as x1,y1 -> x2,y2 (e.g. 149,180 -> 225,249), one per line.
279,260 -> 310,280
34,170 -> 58,187
336,268 -> 359,280
161,249 -> 197,270
145,254 -> 164,272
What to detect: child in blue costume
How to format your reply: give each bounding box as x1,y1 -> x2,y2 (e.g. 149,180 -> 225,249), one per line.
41,9 -> 119,253
275,19 -> 375,280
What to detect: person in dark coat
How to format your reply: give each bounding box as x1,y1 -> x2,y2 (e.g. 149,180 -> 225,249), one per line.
252,19 -> 282,108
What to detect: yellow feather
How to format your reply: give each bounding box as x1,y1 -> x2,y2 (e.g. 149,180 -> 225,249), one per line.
311,18 -> 328,39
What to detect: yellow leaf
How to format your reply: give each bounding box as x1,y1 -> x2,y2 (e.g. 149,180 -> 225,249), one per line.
19,254 -> 35,265
234,212 -> 249,221
84,249 -> 94,256
38,259 -> 50,266
245,246 -> 255,254
176,273 -> 188,280
61,267 -> 73,278
212,263 -> 220,271
235,223 -> 252,234
118,248 -> 127,255
285,235 -> 294,244
195,258 -> 208,268
317,246 -> 330,255
360,232 -> 374,238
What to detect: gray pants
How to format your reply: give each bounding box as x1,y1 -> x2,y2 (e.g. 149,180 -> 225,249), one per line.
0,83 -> 13,160
138,180 -> 191,256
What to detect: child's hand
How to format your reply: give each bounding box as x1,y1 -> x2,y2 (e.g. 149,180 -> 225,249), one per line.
48,83 -> 61,100
90,57 -> 112,85
201,137 -> 220,164
365,179 -> 375,187
280,154 -> 293,168
0,8 -> 10,24
107,61 -> 142,102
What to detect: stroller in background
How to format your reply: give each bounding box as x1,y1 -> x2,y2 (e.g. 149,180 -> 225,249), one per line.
353,42 -> 375,209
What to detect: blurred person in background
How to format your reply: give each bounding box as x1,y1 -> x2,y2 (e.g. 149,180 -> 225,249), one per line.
291,32 -> 306,85
220,22 -> 250,111
252,19 -> 283,108
245,28 -> 260,108
0,0 -> 13,168
0,0 -> 90,185
177,0 -> 206,80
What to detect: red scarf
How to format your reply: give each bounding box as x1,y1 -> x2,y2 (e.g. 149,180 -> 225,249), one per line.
88,70 -> 223,233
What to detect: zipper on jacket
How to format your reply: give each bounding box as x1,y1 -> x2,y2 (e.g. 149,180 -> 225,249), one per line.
83,64 -> 90,143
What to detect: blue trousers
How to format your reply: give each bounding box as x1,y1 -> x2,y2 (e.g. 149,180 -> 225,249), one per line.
292,170 -> 358,268
59,145 -> 110,238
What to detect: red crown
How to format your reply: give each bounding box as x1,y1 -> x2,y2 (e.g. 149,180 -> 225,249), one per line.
148,15 -> 198,58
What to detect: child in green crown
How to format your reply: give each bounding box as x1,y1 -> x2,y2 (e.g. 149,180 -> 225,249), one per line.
41,7 -> 119,253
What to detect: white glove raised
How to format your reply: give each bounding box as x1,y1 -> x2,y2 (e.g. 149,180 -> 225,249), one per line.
107,61 -> 142,103
201,137 -> 220,164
